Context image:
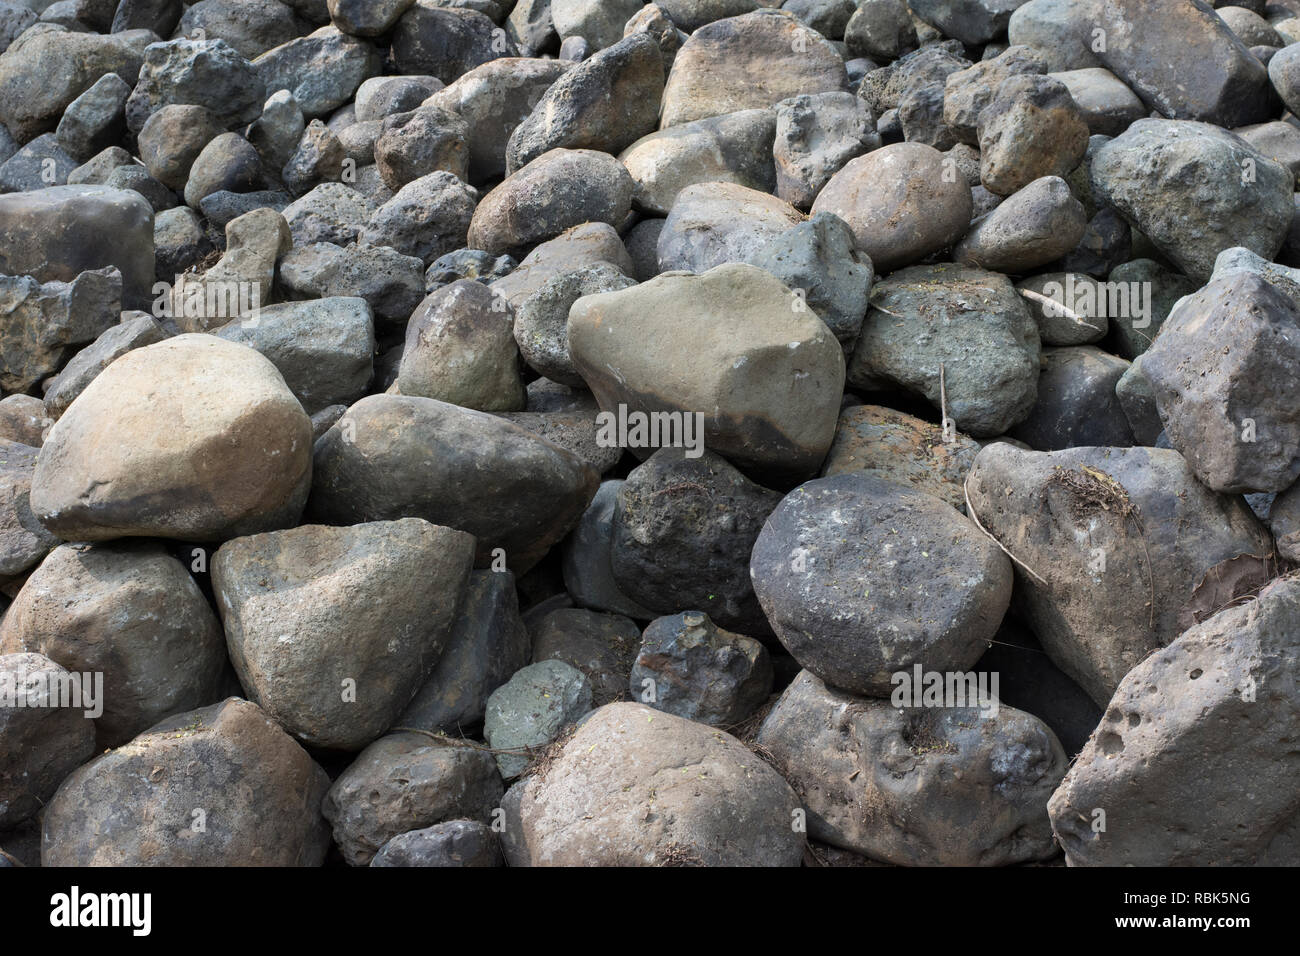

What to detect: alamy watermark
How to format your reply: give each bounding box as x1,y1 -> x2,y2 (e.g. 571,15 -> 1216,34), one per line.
1032,274 -> 1152,328
0,668 -> 103,719
595,404 -> 706,458
890,665 -> 1000,718
151,275 -> 261,327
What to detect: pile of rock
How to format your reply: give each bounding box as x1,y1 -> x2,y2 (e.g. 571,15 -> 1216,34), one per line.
1,0 -> 1298,868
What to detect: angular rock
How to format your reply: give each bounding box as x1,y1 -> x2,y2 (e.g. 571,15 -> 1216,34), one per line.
965,443 -> 1273,704
125,37 -> 262,134
1141,272 -> 1300,493
374,105 -> 468,190
1092,0 -> 1273,128
630,611 -> 772,726
484,659 -> 591,779
1048,575 -> 1300,866
976,74 -> 1090,196
507,34 -> 663,174
54,72 -> 130,163
252,25 -> 382,119
773,92 -> 879,211
0,266 -> 121,394
1090,121 -> 1292,280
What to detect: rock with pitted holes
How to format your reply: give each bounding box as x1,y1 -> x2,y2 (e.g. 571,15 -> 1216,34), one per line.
1049,575 -> 1300,866
757,669 -> 1067,866
964,443 -> 1273,706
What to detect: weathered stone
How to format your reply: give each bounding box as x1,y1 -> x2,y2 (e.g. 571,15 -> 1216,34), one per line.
568,262 -> 845,482
751,473 -> 1013,696
32,335 -> 312,541
965,443 -> 1273,705
630,611 -> 772,726
309,395 -> 598,572
41,698 -> 332,866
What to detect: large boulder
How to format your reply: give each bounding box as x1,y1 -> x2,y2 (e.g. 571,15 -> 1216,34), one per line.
500,702 -> 805,866
1140,273 -> 1300,494
567,262 -> 845,482
505,34 -> 664,174
0,28 -> 144,141
1089,0 -> 1273,128
0,541 -> 227,749
1090,119 -> 1293,279
0,652 -> 96,829
965,444 -> 1273,705
848,263 -> 1041,438
31,335 -> 313,542
1049,575 -> 1300,865
308,395 -> 598,573
750,473 -> 1012,696
41,698 -> 332,866
810,143 -> 972,274
758,670 -> 1067,865
212,519 -> 475,752
467,148 -> 633,258
0,185 -> 154,310
619,109 -> 776,217
660,9 -> 847,127
656,181 -> 803,274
